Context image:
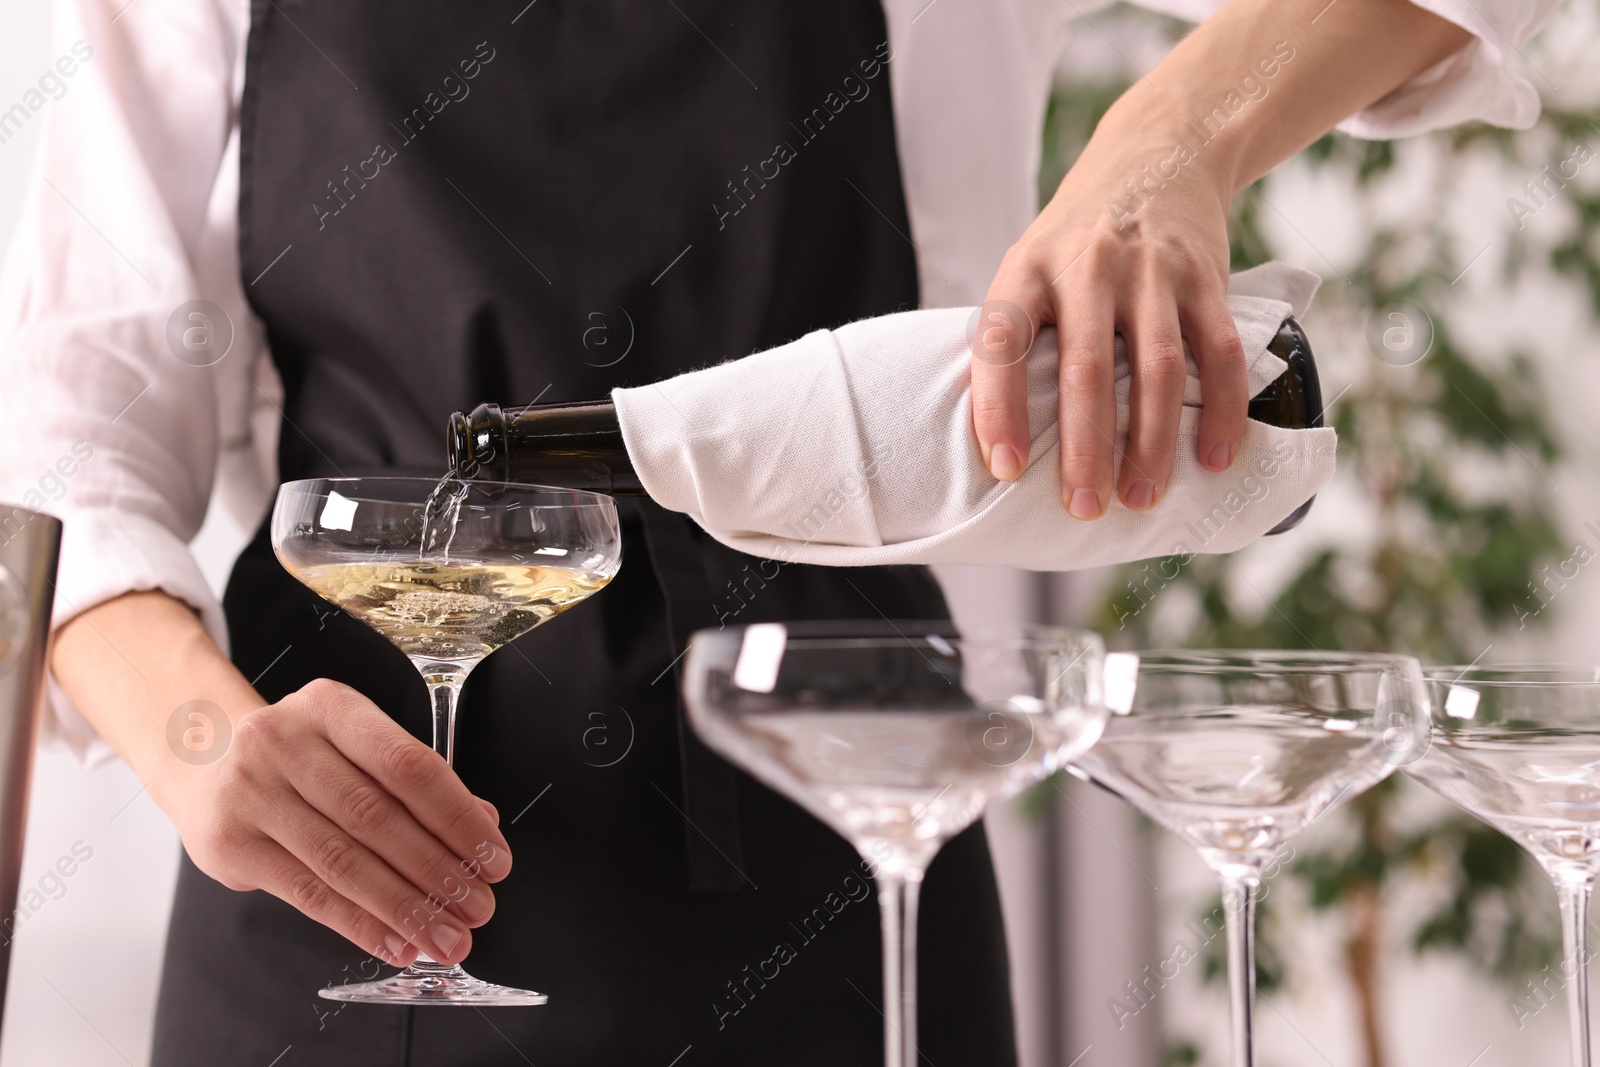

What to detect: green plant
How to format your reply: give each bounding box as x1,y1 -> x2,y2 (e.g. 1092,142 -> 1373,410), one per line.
1040,6 -> 1596,1065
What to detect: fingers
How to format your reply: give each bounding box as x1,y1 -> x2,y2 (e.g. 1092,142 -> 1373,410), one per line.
971,256 -> 1047,482
1054,263 -> 1246,515
252,848 -> 421,969
285,739 -> 497,931
253,782 -> 477,965
1183,280 -> 1249,472
189,683 -> 519,971
1054,272 -> 1117,520
980,241 -> 1245,516
1119,281 -> 1187,510
303,680 -> 512,882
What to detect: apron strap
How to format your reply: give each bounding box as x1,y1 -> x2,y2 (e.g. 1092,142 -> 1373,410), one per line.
630,499 -> 748,892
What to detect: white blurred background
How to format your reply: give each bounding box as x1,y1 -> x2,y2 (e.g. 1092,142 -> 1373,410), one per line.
0,7 -> 182,1066
3,1 -> 1600,1065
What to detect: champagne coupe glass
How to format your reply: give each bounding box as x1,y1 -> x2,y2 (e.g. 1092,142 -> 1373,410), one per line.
271,476 -> 621,1005
683,620 -> 1108,1067
1407,666 -> 1600,1067
1072,651 -> 1428,1067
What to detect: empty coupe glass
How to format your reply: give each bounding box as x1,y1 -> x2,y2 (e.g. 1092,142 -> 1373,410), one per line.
683,620 -> 1108,1067
1072,650 -> 1428,1067
1407,666 -> 1600,1067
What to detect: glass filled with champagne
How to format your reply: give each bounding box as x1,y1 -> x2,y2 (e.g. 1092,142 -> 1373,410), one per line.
271,476 -> 621,1005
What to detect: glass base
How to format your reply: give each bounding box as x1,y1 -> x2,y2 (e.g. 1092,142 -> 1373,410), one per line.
319,962 -> 548,1006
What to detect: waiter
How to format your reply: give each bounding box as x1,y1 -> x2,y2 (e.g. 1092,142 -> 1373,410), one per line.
0,0 -> 1533,1062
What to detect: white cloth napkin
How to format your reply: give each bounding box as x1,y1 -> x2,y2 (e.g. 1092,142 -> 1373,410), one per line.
612,262 -> 1337,572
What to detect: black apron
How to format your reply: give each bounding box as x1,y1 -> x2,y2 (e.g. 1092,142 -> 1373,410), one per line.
151,3 -> 1016,1063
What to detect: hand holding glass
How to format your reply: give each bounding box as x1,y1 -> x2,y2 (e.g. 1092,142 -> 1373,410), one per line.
272,476 -> 620,1004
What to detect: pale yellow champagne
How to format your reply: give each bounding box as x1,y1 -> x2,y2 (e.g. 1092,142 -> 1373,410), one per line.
289,560 -> 611,663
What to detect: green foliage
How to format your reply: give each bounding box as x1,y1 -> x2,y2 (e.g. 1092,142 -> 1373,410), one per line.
1195,891 -> 1286,993
1039,78 -> 1131,200
1403,816 -> 1561,978
1036,5 -> 1598,1058
1165,1038 -> 1202,1066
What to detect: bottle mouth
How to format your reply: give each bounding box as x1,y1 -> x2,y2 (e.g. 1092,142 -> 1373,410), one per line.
446,409 -> 474,475
447,403 -> 505,480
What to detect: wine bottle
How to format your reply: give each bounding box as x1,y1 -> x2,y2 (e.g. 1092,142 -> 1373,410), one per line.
448,398 -> 643,495
447,316 -> 1325,533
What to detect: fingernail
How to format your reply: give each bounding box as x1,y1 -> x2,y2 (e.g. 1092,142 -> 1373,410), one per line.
1126,480 -> 1155,510
384,934 -> 408,962
480,840 -> 511,878
1208,441 -> 1232,469
989,443 -> 1022,480
1067,488 -> 1100,520
461,886 -> 494,925
430,922 -> 464,959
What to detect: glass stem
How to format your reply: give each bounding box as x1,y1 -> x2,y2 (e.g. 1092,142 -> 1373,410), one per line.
412,663 -> 469,976
411,953 -> 450,970
1559,875 -> 1595,1067
877,870 -> 924,1067
1216,863 -> 1262,1067
418,663 -> 468,766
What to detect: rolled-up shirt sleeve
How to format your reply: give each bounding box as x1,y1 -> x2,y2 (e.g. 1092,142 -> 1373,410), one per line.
0,0 -> 254,764
1337,0 -> 1556,137
1108,0 -> 1556,136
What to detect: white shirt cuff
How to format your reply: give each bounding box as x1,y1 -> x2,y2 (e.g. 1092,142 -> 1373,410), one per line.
44,507 -> 230,767
1337,0 -> 1553,138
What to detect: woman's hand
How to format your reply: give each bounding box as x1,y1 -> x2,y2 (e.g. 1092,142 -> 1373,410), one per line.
970,0 -> 1476,519
973,102 -> 1247,521
154,678 -> 511,968
55,591 -> 513,968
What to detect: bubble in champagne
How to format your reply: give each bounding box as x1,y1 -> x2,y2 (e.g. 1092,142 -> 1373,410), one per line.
289,560 -> 611,663
389,588 -> 499,624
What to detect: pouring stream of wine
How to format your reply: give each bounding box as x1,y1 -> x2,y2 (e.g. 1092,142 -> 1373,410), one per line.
420,474 -> 471,562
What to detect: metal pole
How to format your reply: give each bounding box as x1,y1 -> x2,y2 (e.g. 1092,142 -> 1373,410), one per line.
0,506 -> 62,1034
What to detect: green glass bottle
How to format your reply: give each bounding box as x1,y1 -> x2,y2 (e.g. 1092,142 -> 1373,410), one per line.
448,317 -> 1324,534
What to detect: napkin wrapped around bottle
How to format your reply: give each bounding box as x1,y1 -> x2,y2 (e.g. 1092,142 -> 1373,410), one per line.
612,262 -> 1337,572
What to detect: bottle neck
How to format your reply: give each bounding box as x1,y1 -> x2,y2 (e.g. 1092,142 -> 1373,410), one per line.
447,400 -> 644,495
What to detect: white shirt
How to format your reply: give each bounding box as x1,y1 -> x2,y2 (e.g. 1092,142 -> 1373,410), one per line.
0,0 -> 1554,763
